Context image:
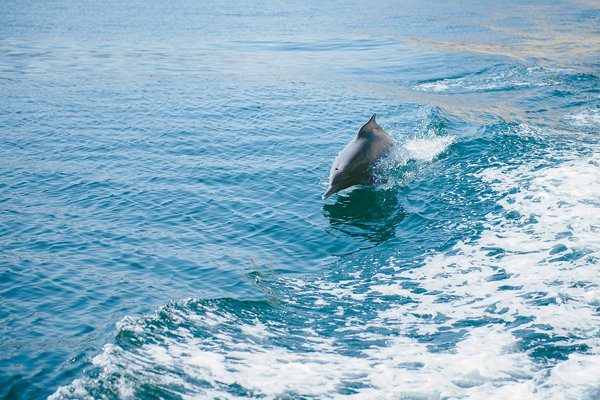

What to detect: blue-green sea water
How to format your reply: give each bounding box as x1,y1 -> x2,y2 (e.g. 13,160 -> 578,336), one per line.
1,1 -> 599,399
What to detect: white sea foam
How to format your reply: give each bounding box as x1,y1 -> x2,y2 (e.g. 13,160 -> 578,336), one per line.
371,154 -> 600,398
403,135 -> 455,162
416,81 -> 452,92
565,108 -> 600,128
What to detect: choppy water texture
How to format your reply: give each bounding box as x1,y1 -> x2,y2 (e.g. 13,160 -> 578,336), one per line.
1,1 -> 599,399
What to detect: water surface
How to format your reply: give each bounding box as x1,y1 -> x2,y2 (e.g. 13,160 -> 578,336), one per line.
1,1 -> 599,399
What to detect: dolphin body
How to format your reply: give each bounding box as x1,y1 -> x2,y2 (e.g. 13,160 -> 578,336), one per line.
323,114 -> 395,199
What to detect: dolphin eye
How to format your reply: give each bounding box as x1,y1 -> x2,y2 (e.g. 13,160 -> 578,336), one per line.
335,168 -> 339,170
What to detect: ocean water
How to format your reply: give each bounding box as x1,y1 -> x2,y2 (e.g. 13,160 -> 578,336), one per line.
1,0 -> 599,398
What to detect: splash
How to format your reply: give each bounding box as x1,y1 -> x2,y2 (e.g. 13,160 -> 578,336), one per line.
403,135 -> 455,162
373,128 -> 455,190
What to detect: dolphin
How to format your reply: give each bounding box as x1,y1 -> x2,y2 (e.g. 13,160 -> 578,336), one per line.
322,114 -> 395,199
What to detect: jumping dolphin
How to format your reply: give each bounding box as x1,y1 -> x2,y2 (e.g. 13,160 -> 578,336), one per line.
323,114 -> 395,199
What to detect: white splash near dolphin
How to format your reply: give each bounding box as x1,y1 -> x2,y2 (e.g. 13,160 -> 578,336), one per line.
323,114 -> 395,199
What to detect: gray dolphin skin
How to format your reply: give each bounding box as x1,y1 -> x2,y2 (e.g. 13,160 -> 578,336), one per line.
323,114 -> 395,199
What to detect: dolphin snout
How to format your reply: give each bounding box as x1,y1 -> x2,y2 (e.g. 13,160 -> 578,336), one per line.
322,185 -> 337,200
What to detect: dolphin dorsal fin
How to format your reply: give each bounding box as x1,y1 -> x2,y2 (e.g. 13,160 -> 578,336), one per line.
358,113 -> 378,137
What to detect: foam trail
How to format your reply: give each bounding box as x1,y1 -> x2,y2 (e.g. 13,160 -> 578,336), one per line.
414,65 -> 559,93
374,155 -> 600,399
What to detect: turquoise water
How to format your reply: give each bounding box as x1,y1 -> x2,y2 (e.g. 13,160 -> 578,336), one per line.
1,1 -> 599,398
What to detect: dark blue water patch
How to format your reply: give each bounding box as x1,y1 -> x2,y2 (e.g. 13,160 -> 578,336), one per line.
323,187 -> 405,247
515,329 -> 593,363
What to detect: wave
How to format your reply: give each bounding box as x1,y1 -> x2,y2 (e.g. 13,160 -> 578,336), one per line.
52,122 -> 600,399
414,65 -> 560,94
